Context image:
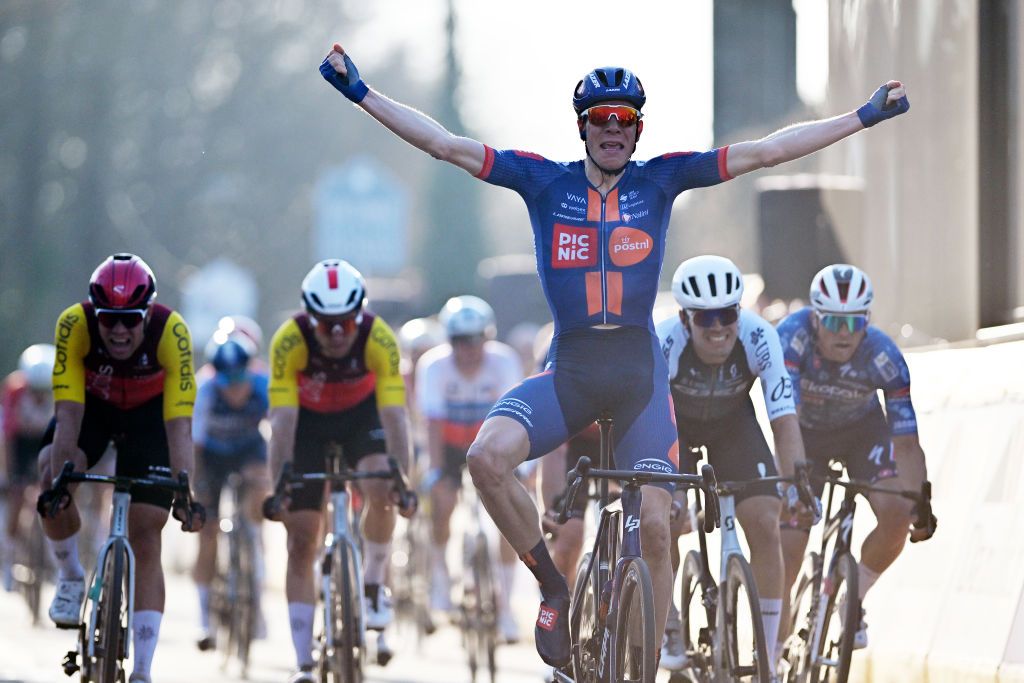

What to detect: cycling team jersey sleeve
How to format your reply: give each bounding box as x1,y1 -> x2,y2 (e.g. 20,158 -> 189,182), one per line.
638,148 -> 731,197
654,314 -> 689,379
415,346 -> 449,420
52,303 -> 90,405
738,310 -> 796,420
155,311 -> 196,420
475,147 -> 573,198
365,316 -> 406,410
191,379 -> 215,443
268,318 -> 308,409
865,332 -> 919,436
776,310 -> 812,407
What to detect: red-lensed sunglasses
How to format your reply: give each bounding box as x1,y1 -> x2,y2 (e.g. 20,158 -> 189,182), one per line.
687,307 -> 740,328
583,104 -> 642,127
96,308 -> 148,329
310,312 -> 361,335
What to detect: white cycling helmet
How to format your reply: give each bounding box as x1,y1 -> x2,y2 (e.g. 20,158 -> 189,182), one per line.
439,295 -> 497,339
301,259 -> 366,316
19,343 -> 56,390
809,264 -> 873,313
217,314 -> 264,352
671,255 -> 744,310
398,317 -> 446,356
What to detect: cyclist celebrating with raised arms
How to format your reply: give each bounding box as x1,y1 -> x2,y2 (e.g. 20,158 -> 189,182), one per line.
37,253 -> 203,683
320,42 -> 910,667
264,259 -> 415,683
655,255 -> 814,674
776,264 -> 933,650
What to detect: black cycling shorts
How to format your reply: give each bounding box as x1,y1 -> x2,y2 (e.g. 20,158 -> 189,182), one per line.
40,394 -> 175,509
677,399 -> 780,503
290,393 -> 387,512
800,408 -> 898,497
194,446 -> 266,515
8,434 -> 43,482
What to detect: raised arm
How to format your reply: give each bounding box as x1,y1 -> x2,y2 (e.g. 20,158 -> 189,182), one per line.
321,43 -> 487,176
725,80 -> 909,178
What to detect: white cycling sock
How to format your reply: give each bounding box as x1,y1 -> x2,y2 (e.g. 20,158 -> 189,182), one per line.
760,598 -> 782,675
288,602 -> 316,668
197,584 -> 211,632
131,610 -> 162,677
362,540 -> 391,586
857,562 -> 881,602
50,534 -> 85,580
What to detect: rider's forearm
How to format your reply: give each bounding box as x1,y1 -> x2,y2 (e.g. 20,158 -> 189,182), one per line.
727,112 -> 862,176
358,90 -> 486,174
267,407 -> 299,481
892,434 -> 927,489
379,405 -> 412,472
165,416 -> 194,476
770,413 -> 807,478
50,400 -> 85,472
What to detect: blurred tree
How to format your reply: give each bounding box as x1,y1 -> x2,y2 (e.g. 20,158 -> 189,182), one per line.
418,0 -> 486,309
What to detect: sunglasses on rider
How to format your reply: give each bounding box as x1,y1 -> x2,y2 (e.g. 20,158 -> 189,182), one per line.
96,308 -> 147,329
310,312 -> 361,335
687,307 -> 740,328
583,104 -> 642,127
817,312 -> 869,334
450,334 -> 484,346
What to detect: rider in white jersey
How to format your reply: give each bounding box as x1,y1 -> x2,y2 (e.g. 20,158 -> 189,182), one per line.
415,296 -> 524,642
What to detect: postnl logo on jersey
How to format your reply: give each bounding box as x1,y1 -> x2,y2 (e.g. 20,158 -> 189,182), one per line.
608,227 -> 653,267
552,224 -> 597,269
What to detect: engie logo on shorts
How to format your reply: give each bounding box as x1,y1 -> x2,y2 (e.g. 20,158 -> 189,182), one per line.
633,458 -> 673,474
608,227 -> 652,267
551,224 -> 597,269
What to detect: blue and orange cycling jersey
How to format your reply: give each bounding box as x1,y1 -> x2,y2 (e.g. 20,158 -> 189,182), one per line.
476,146 -> 730,332
776,307 -> 918,435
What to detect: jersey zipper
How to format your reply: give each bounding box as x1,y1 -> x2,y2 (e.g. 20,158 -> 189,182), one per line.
701,364 -> 719,422
600,194 -> 608,323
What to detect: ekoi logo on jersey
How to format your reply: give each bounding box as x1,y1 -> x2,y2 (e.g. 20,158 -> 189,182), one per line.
551,224 -> 597,269
608,227 -> 652,267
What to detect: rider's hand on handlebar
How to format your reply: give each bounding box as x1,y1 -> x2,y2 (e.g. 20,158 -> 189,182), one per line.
261,493 -> 291,522
391,488 -> 418,518
173,499 -> 206,532
36,487 -> 72,519
783,484 -> 822,529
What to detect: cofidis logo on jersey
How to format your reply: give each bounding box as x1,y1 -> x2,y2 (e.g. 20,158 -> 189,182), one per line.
551,224 -> 597,269
608,227 -> 652,267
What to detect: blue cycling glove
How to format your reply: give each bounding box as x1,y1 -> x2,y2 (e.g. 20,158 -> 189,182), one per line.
320,50 -> 369,104
856,83 -> 909,127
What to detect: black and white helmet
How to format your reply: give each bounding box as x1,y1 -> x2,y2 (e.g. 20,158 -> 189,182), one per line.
300,259 -> 366,316
809,264 -> 873,313
439,295 -> 496,339
671,255 -> 744,310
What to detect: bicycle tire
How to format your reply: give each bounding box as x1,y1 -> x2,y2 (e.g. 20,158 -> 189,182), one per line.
782,554 -> 818,683
25,516 -> 47,625
720,554 -> 770,683
93,540 -> 127,683
612,557 -> 656,683
328,541 -> 363,683
809,552 -> 858,683
471,532 -> 498,683
232,521 -> 258,676
570,552 -> 601,683
678,549 -> 713,681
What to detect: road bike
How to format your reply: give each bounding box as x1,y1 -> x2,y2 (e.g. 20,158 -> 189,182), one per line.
40,461 -> 198,683
390,471 -> 436,644
552,416 -> 720,683
677,467 -> 813,683
458,468 -> 500,683
779,464 -> 934,683
1,481 -> 52,624
269,452 -> 413,683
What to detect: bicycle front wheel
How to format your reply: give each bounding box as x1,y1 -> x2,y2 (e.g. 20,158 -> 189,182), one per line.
92,540 -> 128,683
679,549 -> 714,681
327,542 -> 363,683
720,554 -> 770,683
570,552 -> 601,683
230,521 -> 258,676
810,552 -> 858,683
612,557 -> 656,683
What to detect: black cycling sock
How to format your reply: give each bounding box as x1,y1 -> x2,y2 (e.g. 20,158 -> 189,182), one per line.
520,540 -> 568,599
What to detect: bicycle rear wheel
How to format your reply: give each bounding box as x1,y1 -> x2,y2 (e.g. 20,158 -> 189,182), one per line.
613,557 -> 656,683
679,549 -> 714,681
782,553 -> 817,683
720,554 -> 770,682
92,540 -> 128,683
229,521 -> 258,676
461,531 -> 498,683
570,552 -> 601,683
24,515 -> 48,625
810,553 -> 858,683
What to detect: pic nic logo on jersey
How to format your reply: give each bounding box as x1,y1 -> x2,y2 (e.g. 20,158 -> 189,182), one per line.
552,224 -> 597,269
608,227 -> 652,267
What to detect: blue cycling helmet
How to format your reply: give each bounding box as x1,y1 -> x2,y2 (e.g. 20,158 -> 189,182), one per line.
572,67 -> 646,115
211,339 -> 250,384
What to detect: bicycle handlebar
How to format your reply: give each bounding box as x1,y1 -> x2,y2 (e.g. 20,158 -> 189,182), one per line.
268,457 -> 416,513
817,467 -> 935,539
